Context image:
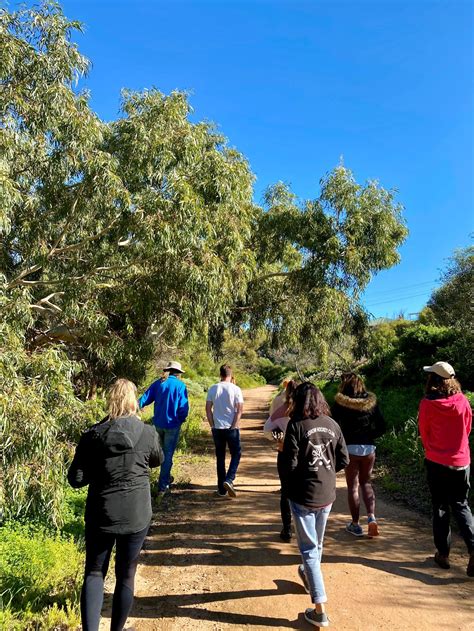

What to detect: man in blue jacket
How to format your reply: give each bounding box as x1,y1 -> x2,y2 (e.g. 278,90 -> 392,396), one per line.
139,361 -> 189,493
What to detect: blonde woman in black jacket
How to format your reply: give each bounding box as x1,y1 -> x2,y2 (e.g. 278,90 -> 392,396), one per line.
331,372 -> 386,538
68,379 -> 163,631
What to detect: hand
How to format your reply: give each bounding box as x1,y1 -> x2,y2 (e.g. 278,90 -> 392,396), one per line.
272,429 -> 284,442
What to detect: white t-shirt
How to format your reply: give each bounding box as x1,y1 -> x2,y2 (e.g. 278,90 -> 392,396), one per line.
206,381 -> 244,429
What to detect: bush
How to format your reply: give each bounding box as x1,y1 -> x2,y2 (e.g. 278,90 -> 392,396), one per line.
364,322 -> 461,387
257,357 -> 291,384
0,522 -> 83,627
233,371 -> 266,389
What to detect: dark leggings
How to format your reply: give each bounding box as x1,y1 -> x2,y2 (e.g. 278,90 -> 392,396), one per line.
277,450 -> 292,530
344,453 -> 376,522
81,525 -> 148,631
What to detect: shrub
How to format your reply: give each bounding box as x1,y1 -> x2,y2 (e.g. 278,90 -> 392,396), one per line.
0,522 -> 83,622
257,357 -> 291,384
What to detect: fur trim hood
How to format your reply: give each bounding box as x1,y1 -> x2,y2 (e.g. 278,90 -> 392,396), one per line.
334,392 -> 377,412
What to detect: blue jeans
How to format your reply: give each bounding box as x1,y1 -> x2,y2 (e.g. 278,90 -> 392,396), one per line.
211,428 -> 241,494
156,426 -> 181,491
290,500 -> 332,604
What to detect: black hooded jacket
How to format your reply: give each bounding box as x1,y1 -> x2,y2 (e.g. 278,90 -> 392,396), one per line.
331,392 -> 386,446
68,415 -> 163,534
281,414 -> 350,509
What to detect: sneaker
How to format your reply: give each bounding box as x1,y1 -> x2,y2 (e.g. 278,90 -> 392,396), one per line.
280,527 -> 292,542
367,517 -> 379,538
223,480 -> 237,498
346,522 -> 363,537
215,490 -> 228,498
434,552 -> 450,570
466,552 -> 474,577
304,608 -> 330,628
298,564 -> 310,594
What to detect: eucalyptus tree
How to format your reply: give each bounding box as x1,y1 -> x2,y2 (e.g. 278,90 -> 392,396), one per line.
0,1 -> 257,522
239,166 -> 408,364
427,244 -> 474,386
0,3 -> 257,393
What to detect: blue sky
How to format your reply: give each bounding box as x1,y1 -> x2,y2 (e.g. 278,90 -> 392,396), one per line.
60,0 -> 473,319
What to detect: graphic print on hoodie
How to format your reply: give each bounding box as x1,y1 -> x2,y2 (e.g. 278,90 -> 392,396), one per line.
281,414 -> 349,509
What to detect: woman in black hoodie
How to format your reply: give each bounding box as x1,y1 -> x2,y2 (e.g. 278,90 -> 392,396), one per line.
68,379 -> 163,631
331,372 -> 386,538
281,382 -> 349,628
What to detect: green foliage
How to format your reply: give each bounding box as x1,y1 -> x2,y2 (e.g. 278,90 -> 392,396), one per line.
364,321 -> 464,386
427,245 -> 474,388
0,326 -> 88,526
256,357 -> 291,385
1,2 -> 258,394
428,245 -> 474,329
378,417 -> 425,475
0,521 -> 82,625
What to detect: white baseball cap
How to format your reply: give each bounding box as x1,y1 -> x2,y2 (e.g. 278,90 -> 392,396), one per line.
423,361 -> 455,379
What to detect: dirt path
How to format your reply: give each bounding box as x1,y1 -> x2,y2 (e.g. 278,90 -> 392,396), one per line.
121,385 -> 473,630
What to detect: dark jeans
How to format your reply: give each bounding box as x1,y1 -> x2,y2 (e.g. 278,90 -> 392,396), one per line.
211,428 -> 241,494
277,450 -> 292,530
81,525 -> 149,631
344,452 -> 376,522
425,459 -> 474,557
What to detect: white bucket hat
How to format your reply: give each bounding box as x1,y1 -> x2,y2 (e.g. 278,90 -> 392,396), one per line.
164,360 -> 185,374
423,361 -> 455,379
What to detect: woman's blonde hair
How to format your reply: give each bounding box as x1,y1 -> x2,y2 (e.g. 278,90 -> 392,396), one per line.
106,378 -> 139,419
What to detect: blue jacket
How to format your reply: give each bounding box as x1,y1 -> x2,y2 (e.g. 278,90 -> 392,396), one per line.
139,376 -> 189,429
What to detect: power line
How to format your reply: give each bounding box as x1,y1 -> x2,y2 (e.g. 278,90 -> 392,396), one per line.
364,279 -> 437,297
365,290 -> 433,307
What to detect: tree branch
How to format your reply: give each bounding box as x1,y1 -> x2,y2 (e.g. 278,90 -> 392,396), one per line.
7,264 -> 43,289
48,198 -> 78,257
30,292 -> 64,314
48,215 -> 121,258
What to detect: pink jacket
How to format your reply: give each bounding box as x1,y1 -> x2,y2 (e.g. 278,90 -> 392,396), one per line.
418,392 -> 472,467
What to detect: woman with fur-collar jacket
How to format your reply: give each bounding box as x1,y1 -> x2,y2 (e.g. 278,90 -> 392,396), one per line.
331,373 -> 386,538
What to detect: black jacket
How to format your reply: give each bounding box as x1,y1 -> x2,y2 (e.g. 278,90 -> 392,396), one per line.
68,415 -> 163,534
331,392 -> 386,446
281,414 -> 349,509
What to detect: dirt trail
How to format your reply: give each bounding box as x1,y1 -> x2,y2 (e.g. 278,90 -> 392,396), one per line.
119,385 -> 473,630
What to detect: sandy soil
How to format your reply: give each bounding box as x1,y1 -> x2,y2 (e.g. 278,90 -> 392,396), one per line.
103,385 -> 473,630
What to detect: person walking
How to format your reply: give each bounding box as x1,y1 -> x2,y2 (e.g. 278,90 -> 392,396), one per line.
331,372 -> 386,537
263,379 -> 297,541
206,364 -> 244,498
68,379 -> 163,631
281,382 -> 349,628
418,361 -> 474,577
139,361 -> 189,494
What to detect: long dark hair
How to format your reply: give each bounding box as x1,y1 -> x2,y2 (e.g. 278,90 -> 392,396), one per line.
290,382 -> 330,420
285,379 -> 298,404
339,372 -> 367,398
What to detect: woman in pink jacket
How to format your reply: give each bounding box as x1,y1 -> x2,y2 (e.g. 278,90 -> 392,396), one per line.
418,361 -> 474,577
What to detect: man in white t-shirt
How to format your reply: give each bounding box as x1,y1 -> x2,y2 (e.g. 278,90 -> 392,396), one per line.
206,364 -> 244,498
